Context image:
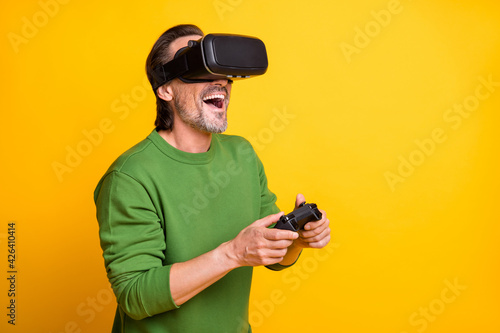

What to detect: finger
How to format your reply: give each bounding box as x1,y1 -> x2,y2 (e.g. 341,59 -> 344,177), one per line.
301,219 -> 330,238
304,216 -> 329,232
265,239 -> 295,249
307,232 -> 331,249
304,209 -> 328,231
295,193 -> 306,209
300,226 -> 331,244
266,248 -> 289,259
252,212 -> 284,228
264,228 -> 298,241
254,247 -> 288,261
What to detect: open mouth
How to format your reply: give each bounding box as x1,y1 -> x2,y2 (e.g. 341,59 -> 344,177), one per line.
202,93 -> 225,109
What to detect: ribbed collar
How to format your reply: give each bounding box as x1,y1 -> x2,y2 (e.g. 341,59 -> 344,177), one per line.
147,129 -> 218,165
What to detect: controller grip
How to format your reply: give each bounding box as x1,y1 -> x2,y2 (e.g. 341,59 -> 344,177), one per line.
273,203 -> 322,232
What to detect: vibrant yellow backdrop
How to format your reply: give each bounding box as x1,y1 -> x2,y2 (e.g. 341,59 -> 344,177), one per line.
1,0 -> 499,332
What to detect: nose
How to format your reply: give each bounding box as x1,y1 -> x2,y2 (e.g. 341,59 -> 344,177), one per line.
211,78 -> 233,86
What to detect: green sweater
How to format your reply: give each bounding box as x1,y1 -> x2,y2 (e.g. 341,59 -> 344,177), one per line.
94,130 -> 281,333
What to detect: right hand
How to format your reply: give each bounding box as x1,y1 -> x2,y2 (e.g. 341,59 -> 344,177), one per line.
224,212 -> 299,267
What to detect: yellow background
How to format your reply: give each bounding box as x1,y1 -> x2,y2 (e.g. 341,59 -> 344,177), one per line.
1,0 -> 500,332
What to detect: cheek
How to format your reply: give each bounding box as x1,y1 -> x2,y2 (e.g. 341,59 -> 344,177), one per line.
173,84 -> 198,105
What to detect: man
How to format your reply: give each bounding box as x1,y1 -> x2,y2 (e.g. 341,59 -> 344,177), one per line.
94,24 -> 330,333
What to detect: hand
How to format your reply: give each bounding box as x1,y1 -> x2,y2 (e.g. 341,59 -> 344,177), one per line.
224,213 -> 299,267
292,194 -> 331,249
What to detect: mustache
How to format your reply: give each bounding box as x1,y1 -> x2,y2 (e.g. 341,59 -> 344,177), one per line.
201,85 -> 229,99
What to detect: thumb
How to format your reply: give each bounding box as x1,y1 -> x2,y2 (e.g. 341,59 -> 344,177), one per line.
295,193 -> 306,209
253,212 -> 284,228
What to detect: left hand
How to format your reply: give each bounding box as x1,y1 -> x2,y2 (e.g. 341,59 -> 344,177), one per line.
292,194 -> 331,249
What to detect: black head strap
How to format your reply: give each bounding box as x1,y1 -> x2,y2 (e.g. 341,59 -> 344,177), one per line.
151,55 -> 188,92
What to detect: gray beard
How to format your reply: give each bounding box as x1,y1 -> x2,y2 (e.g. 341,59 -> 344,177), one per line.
174,94 -> 228,134
193,108 -> 228,134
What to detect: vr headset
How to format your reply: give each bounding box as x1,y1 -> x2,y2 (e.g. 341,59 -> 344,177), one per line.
151,33 -> 268,92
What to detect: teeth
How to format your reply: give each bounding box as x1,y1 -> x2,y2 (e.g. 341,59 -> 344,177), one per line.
203,94 -> 225,101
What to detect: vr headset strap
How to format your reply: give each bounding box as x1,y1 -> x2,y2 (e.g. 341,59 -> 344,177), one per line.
152,56 -> 189,91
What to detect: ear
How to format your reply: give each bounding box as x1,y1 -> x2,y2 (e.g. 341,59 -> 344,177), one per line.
157,84 -> 174,102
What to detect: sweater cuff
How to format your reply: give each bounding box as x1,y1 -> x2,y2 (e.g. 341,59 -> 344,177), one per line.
141,264 -> 180,316
265,250 -> 302,271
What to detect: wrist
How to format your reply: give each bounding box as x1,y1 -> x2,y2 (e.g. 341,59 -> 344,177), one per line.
217,240 -> 241,271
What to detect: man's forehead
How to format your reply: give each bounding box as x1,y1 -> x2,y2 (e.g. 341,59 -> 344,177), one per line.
169,34 -> 203,54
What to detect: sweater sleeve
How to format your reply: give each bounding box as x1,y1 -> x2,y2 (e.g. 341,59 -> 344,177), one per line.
254,155 -> 304,271
94,171 -> 179,320
253,154 -> 301,271
256,156 -> 280,218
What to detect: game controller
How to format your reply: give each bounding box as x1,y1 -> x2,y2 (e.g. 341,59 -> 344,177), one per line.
273,203 -> 322,231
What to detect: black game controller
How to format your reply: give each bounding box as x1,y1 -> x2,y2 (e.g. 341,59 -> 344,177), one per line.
273,203 -> 322,232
